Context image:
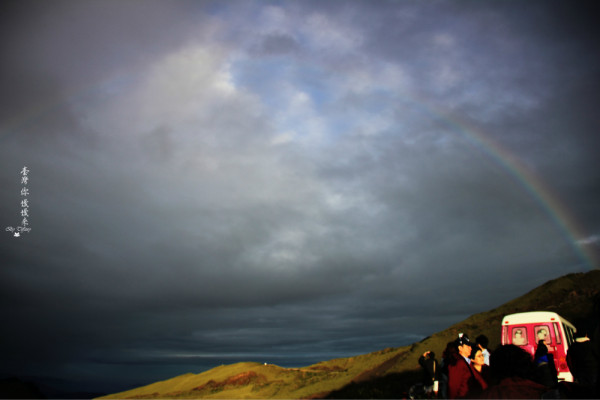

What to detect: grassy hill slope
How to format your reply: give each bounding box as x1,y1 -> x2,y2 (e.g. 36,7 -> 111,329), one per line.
99,350 -> 408,399
99,270 -> 600,399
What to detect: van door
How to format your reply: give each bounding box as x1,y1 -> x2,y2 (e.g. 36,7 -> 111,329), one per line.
551,322 -> 570,377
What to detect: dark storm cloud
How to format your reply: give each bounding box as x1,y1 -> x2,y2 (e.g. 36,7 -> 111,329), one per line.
1,0 -> 599,394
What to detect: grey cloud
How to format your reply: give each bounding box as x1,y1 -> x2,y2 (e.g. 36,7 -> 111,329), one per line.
256,33 -> 300,55
1,0 -> 598,395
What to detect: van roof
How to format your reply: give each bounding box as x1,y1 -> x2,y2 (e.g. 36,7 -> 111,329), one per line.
502,311 -> 576,329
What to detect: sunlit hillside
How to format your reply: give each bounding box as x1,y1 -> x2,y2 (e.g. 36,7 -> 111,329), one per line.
99,270 -> 600,399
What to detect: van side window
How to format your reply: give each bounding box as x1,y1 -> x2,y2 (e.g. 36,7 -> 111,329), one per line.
552,322 -> 562,344
563,325 -> 575,346
535,325 -> 552,344
512,327 -> 527,345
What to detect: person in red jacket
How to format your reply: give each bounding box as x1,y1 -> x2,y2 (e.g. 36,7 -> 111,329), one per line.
470,347 -> 491,388
447,333 -> 487,399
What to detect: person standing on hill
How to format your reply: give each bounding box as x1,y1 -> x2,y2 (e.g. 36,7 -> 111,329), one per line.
591,293 -> 600,398
440,341 -> 456,399
567,335 -> 598,396
476,335 -> 491,366
447,333 -> 487,399
479,345 -> 553,399
419,351 -> 440,397
470,347 -> 490,388
532,340 -> 558,388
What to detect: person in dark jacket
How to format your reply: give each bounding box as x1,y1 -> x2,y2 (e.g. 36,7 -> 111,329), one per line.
479,345 -> 552,399
593,293 -> 600,398
532,340 -> 558,388
419,350 -> 440,396
567,335 -> 598,396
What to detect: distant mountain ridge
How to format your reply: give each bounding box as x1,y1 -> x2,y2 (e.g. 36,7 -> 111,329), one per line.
99,270 -> 600,399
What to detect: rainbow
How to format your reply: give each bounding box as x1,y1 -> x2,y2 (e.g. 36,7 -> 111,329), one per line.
411,96 -> 598,270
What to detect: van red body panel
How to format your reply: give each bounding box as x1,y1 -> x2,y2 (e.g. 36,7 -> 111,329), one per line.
501,311 -> 576,382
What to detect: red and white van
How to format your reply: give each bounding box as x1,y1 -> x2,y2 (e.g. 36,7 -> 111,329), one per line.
501,311 -> 577,382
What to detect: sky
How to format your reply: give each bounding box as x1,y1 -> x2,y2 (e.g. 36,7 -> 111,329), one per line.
1,0 -> 599,395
